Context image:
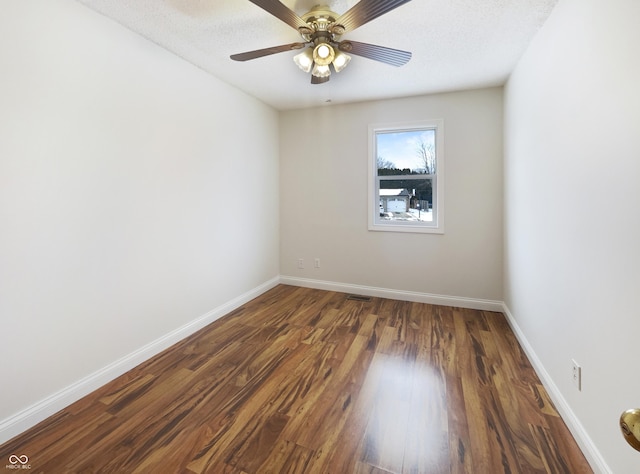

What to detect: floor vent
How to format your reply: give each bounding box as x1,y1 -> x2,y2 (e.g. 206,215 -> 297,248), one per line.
346,294 -> 372,302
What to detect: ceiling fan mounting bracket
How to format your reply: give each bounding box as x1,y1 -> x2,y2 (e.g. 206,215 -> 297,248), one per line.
301,5 -> 339,25
299,5 -> 343,42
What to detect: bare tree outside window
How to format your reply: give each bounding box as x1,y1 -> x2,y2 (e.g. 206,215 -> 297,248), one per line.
416,140 -> 436,174
377,156 -> 395,170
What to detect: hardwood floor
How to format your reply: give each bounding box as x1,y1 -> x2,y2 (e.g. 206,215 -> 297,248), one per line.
1,285 -> 592,473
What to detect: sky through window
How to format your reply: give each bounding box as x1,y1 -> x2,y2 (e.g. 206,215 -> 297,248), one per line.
376,129 -> 435,171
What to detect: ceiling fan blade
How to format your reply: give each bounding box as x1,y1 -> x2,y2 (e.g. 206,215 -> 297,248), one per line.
334,0 -> 413,33
311,75 -> 330,85
231,42 -> 306,61
337,40 -> 411,67
248,0 -> 309,31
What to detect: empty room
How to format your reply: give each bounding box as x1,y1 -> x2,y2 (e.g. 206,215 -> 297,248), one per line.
1,0 -> 638,472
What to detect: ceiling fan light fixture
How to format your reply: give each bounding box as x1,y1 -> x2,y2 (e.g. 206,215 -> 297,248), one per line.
293,48 -> 314,73
313,43 -> 335,66
332,51 -> 351,72
312,63 -> 331,78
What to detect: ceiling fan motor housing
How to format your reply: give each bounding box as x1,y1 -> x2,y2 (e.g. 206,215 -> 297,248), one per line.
300,5 -> 343,43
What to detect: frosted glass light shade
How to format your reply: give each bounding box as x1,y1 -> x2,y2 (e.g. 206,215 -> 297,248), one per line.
313,43 -> 335,66
293,48 -> 314,73
311,63 -> 331,78
332,51 -> 351,72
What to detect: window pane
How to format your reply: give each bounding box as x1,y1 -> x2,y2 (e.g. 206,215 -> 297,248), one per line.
376,129 -> 436,174
379,178 -> 433,222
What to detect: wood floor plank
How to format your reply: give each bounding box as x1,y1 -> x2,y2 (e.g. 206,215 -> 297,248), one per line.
255,439 -> 307,474
287,330 -> 374,450
402,313 -> 450,473
317,350 -> 386,473
0,286 -> 592,473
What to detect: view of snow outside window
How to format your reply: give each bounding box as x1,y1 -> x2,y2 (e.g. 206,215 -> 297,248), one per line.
376,128 -> 436,223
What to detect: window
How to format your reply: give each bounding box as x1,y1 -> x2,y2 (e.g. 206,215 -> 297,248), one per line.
368,120 -> 444,233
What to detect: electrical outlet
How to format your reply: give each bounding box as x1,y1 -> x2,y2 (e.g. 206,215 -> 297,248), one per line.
314,258 -> 320,268
297,258 -> 304,269
571,359 -> 582,391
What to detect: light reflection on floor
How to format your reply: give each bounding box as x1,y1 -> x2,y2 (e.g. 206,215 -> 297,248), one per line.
358,350 -> 448,472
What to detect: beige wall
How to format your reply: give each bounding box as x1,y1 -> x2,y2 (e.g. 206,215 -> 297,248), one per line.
0,0 -> 280,439
279,88 -> 504,303
504,0 -> 640,471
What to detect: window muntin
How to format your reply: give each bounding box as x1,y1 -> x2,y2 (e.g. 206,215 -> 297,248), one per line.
368,121 -> 444,233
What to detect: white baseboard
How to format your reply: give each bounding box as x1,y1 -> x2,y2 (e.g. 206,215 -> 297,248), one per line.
280,276 -> 504,312
501,303 -> 610,474
0,277 -> 279,445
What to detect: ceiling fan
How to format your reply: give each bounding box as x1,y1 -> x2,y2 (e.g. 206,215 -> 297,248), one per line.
231,0 -> 413,84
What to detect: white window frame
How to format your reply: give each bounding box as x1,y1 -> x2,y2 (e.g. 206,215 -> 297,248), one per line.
368,119 -> 444,234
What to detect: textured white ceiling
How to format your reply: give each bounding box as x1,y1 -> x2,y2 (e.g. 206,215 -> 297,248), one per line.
76,0 -> 558,110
